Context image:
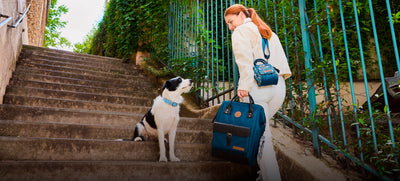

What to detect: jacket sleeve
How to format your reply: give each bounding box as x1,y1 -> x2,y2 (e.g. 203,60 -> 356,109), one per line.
269,33 -> 292,80
231,27 -> 255,92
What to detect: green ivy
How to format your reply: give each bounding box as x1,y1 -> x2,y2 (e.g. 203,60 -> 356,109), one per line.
91,0 -> 169,61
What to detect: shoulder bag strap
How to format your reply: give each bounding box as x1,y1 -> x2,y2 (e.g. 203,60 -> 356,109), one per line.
262,37 -> 270,60
261,37 -> 280,73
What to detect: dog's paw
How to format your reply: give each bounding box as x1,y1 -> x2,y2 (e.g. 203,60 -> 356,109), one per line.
133,137 -> 143,142
159,156 -> 168,162
170,156 -> 180,162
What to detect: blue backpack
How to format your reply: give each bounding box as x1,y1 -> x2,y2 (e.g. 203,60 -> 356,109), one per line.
211,94 -> 266,166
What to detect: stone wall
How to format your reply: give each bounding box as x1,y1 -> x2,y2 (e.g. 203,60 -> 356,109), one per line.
0,0 -> 28,103
25,0 -> 49,46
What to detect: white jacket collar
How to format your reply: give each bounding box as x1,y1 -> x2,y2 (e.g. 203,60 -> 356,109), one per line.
243,18 -> 252,24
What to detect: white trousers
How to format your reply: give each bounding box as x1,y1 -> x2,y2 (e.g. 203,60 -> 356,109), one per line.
246,76 -> 286,181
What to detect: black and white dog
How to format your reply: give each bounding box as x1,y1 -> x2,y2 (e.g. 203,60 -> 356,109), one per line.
132,76 -> 193,162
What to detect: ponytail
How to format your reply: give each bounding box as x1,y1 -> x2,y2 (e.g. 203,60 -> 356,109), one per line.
225,4 -> 272,40
248,8 -> 272,40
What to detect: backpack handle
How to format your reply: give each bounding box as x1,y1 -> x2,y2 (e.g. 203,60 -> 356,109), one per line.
224,94 -> 254,118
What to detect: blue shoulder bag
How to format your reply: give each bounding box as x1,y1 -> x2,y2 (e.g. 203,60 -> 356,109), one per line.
253,37 -> 280,86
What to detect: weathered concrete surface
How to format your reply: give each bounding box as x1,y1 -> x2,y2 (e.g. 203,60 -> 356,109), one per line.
0,0 -> 28,104
0,161 -> 254,181
0,120 -> 213,143
270,122 -> 362,181
25,0 -> 50,46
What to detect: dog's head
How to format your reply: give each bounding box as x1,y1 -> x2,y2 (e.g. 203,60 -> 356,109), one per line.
162,76 -> 193,94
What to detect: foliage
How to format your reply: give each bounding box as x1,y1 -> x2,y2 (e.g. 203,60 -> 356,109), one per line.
90,0 -> 169,61
73,26 -> 97,54
43,0 -> 71,48
394,11 -> 400,24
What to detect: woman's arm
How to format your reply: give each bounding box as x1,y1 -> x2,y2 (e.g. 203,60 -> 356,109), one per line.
231,26 -> 255,97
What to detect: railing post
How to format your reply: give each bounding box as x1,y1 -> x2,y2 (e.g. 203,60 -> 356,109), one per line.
298,0 -> 320,157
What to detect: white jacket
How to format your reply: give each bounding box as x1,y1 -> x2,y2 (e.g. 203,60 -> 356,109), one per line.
231,18 -> 292,92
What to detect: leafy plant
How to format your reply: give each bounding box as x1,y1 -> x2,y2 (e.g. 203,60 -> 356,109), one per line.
73,26 -> 97,53
43,0 -> 71,48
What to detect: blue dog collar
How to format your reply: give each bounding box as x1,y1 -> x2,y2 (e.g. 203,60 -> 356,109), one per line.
163,97 -> 178,107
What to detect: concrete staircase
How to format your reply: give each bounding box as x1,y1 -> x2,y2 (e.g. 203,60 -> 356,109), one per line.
0,45 -> 254,180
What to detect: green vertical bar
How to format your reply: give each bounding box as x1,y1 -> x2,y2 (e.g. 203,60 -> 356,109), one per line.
202,1 -> 206,99
179,3 -> 183,62
226,0 -> 232,98
195,0 -> 200,96
273,0 -> 277,33
168,1 -> 171,59
186,3 -> 189,59
221,0 -> 225,100
169,2 -> 173,60
325,0 -> 348,149
215,0 -> 220,103
367,0 -> 395,155
206,0 -> 210,100
177,2 -> 180,61
191,1 -> 195,81
175,2 -> 179,61
299,0 -> 319,156
385,0 -> 400,73
339,0 -> 357,154
352,0 -> 368,162
211,0 -> 215,105
232,0 -> 238,94
314,0 -> 334,147
282,1 -> 289,128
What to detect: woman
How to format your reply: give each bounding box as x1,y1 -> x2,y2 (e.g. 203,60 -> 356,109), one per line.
224,4 -> 291,181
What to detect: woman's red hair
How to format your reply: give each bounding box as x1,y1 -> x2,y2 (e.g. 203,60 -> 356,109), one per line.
224,4 -> 272,40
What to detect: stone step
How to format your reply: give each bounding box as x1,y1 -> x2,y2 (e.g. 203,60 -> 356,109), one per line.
0,136 -> 214,162
0,161 -> 254,181
0,120 -> 213,143
23,45 -> 129,67
25,53 -> 136,75
12,72 -> 155,90
5,87 -> 154,106
0,105 -> 213,130
6,85 -> 158,100
8,79 -> 158,95
14,66 -> 151,87
3,95 -> 150,113
17,58 -> 141,78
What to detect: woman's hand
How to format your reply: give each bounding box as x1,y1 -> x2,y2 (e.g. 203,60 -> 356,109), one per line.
237,90 -> 249,99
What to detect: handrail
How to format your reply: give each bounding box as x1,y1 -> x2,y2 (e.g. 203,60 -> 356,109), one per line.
0,14 -> 12,29
204,87 -> 234,103
8,4 -> 31,28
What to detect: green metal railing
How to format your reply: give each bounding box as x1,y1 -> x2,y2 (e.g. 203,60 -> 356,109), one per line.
168,0 -> 399,179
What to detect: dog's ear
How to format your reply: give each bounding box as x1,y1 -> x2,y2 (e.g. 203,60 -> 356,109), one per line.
162,80 -> 170,90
